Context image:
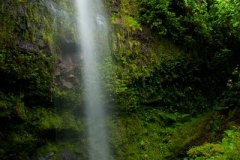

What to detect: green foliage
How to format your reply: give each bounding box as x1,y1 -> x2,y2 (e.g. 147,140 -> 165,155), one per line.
17,0 -> 27,3
139,0 -> 240,48
109,6 -> 154,108
111,35 -> 208,113
111,110 -> 170,160
109,0 -> 240,114
217,66 -> 240,110
111,110 -> 221,160
36,142 -> 87,160
112,14 -> 142,32
135,43 -> 209,113
1,0 -> 240,159
138,0 -> 240,93
0,92 -> 15,118
139,0 -> 184,37
0,1 -> 81,159
0,0 -> 77,52
10,131 -> 37,145
0,49 -> 53,87
0,94 -> 35,159
32,108 -> 62,130
187,143 -> 224,159
0,92 -> 83,159
165,113 -> 218,159
108,0 -> 212,112
187,128 -> 240,160
0,92 -> 29,121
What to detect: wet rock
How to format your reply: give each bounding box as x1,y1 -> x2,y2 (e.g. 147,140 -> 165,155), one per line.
37,152 -> 55,160
62,80 -> 74,89
37,156 -> 46,160
67,74 -> 77,83
15,40 -> 35,52
36,39 -> 46,49
60,42 -> 81,57
46,152 -> 55,158
54,51 -> 80,90
59,151 -> 78,160
54,68 -> 61,76
18,5 -> 25,16
58,59 -> 75,73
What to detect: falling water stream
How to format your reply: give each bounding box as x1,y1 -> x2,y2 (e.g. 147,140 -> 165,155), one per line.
75,0 -> 110,160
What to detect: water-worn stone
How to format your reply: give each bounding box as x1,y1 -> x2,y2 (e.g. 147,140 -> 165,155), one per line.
59,151 -> 78,160
16,40 -> 35,52
62,80 -> 74,89
54,43 -> 81,90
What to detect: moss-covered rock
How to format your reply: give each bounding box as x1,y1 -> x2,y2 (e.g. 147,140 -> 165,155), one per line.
0,0 -> 83,159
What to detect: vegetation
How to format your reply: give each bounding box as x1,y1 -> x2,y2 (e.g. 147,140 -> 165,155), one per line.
0,0 -> 240,159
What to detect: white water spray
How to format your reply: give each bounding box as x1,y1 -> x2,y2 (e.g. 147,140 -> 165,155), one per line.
75,0 -> 110,160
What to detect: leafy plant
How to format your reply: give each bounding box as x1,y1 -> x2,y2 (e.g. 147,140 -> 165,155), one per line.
187,128 -> 240,160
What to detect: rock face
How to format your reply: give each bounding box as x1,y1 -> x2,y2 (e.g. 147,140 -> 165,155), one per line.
59,151 -> 78,160
37,152 -> 55,160
1,0 -> 80,91
0,1 -> 83,159
55,42 -> 82,90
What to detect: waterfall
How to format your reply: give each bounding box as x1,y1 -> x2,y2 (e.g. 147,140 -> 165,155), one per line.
75,0 -> 110,160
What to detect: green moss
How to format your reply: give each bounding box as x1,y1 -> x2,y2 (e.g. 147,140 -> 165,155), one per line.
111,110 -> 227,160
0,95 -> 13,118
10,131 -> 37,144
29,108 -> 82,131
0,2 -> 80,159
35,109 -> 62,130
167,114 -> 213,149
16,96 -> 28,120
186,128 -> 240,160
0,2 -> 19,46
36,141 -> 87,160
188,143 -> 224,159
